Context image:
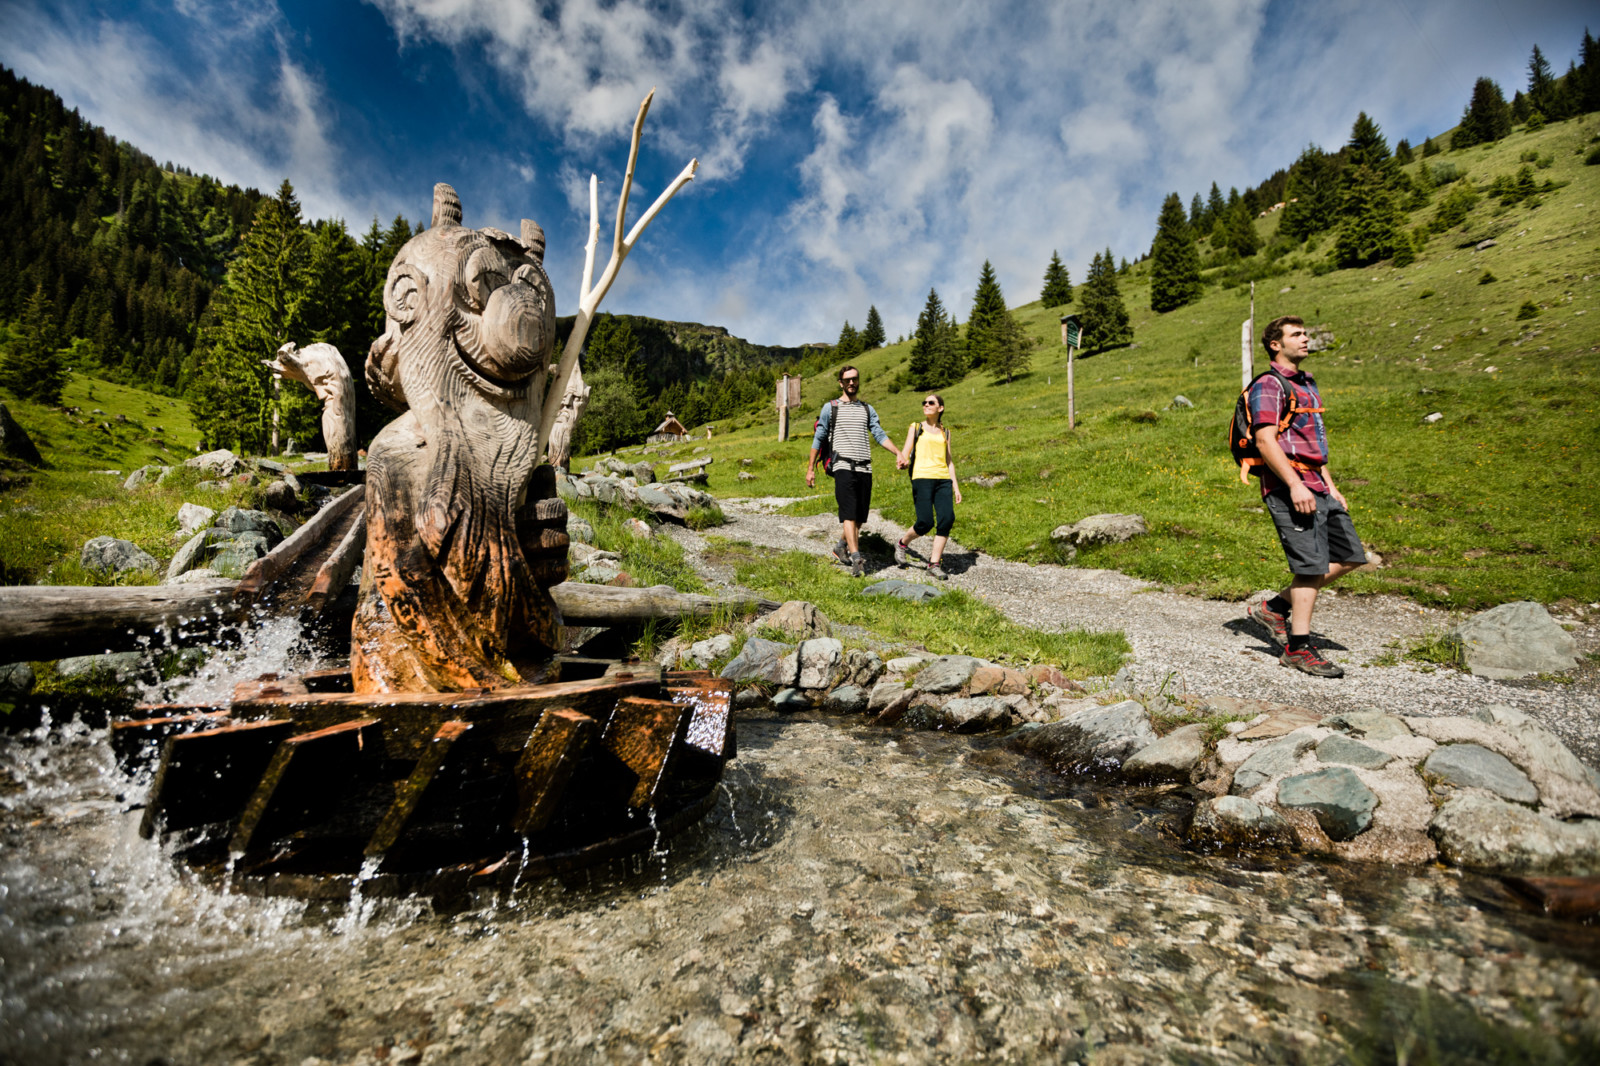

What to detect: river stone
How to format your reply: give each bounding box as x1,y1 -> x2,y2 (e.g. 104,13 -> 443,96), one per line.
1231,733 -> 1318,794
215,506 -> 283,543
932,696 -> 1019,733
56,651 -> 149,683
1430,793 -> 1600,875
263,479 -> 298,512
765,601 -> 832,640
1190,795 -> 1293,846
839,649 -> 884,689
0,661 -> 36,699
883,654 -> 934,676
1424,744 -> 1539,805
1320,710 -> 1412,742
797,638 -> 844,689
176,503 -> 216,537
567,516 -> 595,545
0,402 -> 43,465
823,685 -> 868,715
1049,513 -> 1147,547
969,665 -> 1029,696
1123,723 -> 1205,780
720,638 -> 797,686
867,678 -> 906,713
1010,699 -> 1157,774
1448,601 -> 1579,679
861,578 -> 945,603
168,567 -> 229,585
1315,734 -> 1395,769
911,656 -> 985,694
770,687 -> 810,713
207,531 -> 273,578
80,536 -> 159,576
1277,767 -> 1379,841
1476,703 -> 1600,819
185,448 -> 241,477
685,634 -> 735,669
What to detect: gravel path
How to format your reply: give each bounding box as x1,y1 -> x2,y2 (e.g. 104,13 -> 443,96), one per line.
664,495 -> 1600,769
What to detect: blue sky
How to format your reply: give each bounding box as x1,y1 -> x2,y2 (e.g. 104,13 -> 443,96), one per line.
1,0 -> 1593,347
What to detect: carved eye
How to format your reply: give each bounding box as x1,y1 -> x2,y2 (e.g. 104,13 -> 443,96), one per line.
384,266 -> 425,325
463,246 -> 510,312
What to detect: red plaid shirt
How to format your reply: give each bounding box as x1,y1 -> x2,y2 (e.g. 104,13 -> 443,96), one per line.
1247,366 -> 1328,495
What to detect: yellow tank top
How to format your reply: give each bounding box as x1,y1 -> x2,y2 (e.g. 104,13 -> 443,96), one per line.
910,424 -> 949,480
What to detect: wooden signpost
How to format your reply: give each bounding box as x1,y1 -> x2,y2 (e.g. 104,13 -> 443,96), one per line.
1241,281 -> 1256,389
1060,314 -> 1082,429
776,374 -> 802,441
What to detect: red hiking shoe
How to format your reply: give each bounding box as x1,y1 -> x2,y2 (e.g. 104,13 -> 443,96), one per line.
1248,598 -> 1289,646
1280,646 -> 1344,678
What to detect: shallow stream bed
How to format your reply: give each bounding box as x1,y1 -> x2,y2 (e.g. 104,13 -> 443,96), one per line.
3,709 -> 1598,1064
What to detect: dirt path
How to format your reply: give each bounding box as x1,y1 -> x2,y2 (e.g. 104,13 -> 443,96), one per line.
663,496 -> 1600,769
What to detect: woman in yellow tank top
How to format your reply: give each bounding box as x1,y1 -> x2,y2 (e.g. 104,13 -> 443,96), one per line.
893,393 -> 962,580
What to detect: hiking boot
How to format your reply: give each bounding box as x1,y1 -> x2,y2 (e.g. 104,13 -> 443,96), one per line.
1280,645 -> 1344,678
894,539 -> 910,567
926,559 -> 948,581
850,552 -> 866,578
832,540 -> 851,567
1248,598 -> 1289,645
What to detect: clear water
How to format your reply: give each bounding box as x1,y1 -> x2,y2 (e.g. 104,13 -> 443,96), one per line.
2,705 -> 1597,1064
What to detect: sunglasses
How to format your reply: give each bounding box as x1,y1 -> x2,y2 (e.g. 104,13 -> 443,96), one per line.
841,376 -> 859,384
922,400 -> 939,405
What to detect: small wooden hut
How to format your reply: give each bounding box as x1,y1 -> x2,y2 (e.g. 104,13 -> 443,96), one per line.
648,412 -> 690,444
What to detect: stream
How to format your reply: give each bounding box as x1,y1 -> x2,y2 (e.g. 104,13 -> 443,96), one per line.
3,696 -> 1598,1064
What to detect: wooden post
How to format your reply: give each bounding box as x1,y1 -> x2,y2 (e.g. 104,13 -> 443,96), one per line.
1241,319 -> 1253,389
1067,344 -> 1076,430
777,375 -> 789,441
270,377 -> 280,455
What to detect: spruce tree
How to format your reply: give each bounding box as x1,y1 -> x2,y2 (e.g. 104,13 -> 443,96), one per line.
1205,183 -> 1226,232
1078,249 -> 1131,351
1227,201 -> 1262,258
1580,30 -> 1600,115
1040,251 -> 1073,307
1395,138 -> 1413,164
1280,145 -> 1341,242
1,285 -> 68,403
834,320 -> 863,361
1528,44 -> 1556,117
909,288 -> 962,389
1453,78 -> 1511,149
965,261 -> 1008,369
1510,90 -> 1531,125
1149,192 -> 1201,312
1189,193 -> 1205,230
1422,136 -> 1440,158
986,309 -> 1034,384
861,305 -> 886,349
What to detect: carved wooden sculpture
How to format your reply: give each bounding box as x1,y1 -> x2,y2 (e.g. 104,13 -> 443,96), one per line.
544,371 -> 591,473
354,92 -> 695,695
265,341 -> 358,471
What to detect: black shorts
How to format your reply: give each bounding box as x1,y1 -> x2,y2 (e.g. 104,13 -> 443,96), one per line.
833,468 -> 872,525
1265,488 -> 1367,576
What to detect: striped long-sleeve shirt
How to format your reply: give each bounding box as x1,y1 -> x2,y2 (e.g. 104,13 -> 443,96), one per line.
813,400 -> 889,472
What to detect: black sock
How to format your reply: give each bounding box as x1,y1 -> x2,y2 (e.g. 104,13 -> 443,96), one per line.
1268,595 -> 1292,615
1287,634 -> 1310,652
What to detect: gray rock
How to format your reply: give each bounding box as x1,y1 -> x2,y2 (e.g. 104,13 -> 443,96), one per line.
1320,710 -> 1412,742
1123,724 -> 1206,780
257,459 -> 286,474
1010,699 -> 1156,774
1232,733 -> 1318,794
1049,513 -> 1147,548
684,634 -> 736,669
168,567 -> 229,585
1315,734 -> 1395,770
911,655 -> 986,694
1430,793 -> 1600,875
1171,395 -> 1194,409
765,601 -> 832,640
867,678 -> 906,714
933,695 -> 1019,733
861,578 -> 946,603
1424,744 -> 1539,805
1475,238 -> 1497,251
569,542 -> 619,567
577,560 -> 623,584
883,654 -> 935,675
840,649 -> 884,689
0,661 -> 36,699
263,479 -> 298,512
0,402 -> 43,465
1477,703 -> 1600,819
732,686 -> 768,710
630,461 -> 656,484
123,464 -> 164,491
771,688 -> 810,713
1277,767 -> 1379,841
823,685 -> 868,715
176,503 -> 217,537
567,516 -> 596,544
1449,601 -> 1579,679
80,536 -> 159,576
56,651 -> 150,684
720,637 -> 798,686
206,532 -> 272,578
214,507 -> 283,544
797,638 -> 844,690
1190,795 -> 1293,847
184,449 -> 241,477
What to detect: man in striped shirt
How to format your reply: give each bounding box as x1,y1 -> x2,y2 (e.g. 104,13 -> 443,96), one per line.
806,365 -> 904,576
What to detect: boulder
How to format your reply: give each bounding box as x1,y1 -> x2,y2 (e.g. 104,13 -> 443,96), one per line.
969,664 -> 1029,696
165,527 -> 271,582
630,461 -> 656,484
797,638 -> 844,689
263,479 -> 299,512
1049,513 -> 1147,548
1277,766 -> 1379,841
569,542 -> 619,567
184,449 -> 241,477
1171,395 -> 1194,409
1314,734 -> 1395,770
1123,723 -> 1206,780
930,695 -> 1019,733
0,402 -> 43,465
1010,699 -> 1156,774
1407,708 -> 1600,819
1430,793 -> 1600,875
1025,664 -> 1082,692
1189,795 -> 1293,847
839,649 -> 884,689
214,507 -> 284,545
0,661 -> 36,700
56,651 -> 150,684
867,678 -> 906,714
719,637 -> 798,686
568,516 -> 596,544
883,654 -> 935,676
80,536 -> 159,576
623,517 -> 654,538
1231,733 -> 1318,794
578,559 -> 623,584
911,655 -> 986,694
1424,744 -> 1539,805
176,503 -> 217,537
861,578 -> 946,603
168,567 -> 230,586
771,688 -> 810,713
684,634 -> 735,669
764,600 -> 833,640
1448,601 -> 1579,679
123,464 -> 164,491
823,685 -> 868,715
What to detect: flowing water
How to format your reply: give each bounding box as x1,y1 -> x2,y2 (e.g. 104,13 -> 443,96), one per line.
3,693 -> 1598,1064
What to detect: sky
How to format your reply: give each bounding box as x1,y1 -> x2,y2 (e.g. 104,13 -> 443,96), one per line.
0,0 -> 1593,348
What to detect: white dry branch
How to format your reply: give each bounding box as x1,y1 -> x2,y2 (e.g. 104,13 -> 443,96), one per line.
536,89 -> 698,461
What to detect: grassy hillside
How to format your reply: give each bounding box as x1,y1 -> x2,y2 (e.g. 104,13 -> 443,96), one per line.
640,114 -> 1600,610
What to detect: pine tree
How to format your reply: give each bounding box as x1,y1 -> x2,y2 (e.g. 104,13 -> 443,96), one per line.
908,288 -> 964,389
1580,30 -> 1600,115
1189,193 -> 1205,230
985,309 -> 1034,384
1205,183 -> 1226,232
1453,78 -> 1511,149
1280,145 -> 1341,242
861,305 -> 886,349
965,261 -> 1007,369
1149,192 -> 1201,312
1394,138 -> 1413,165
1,285 -> 68,403
1421,136 -> 1440,158
1528,44 -> 1556,117
1510,90 -> 1532,125
834,320 -> 864,360
1227,201 -> 1262,258
585,313 -> 641,373
1040,251 -> 1073,307
1077,249 -> 1131,351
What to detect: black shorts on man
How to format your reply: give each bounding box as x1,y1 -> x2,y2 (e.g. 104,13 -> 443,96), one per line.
833,466 -> 872,525
1264,487 -> 1367,576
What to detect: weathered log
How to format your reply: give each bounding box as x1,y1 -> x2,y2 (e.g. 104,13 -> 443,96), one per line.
303,507 -> 367,617
548,583 -> 777,626
235,485 -> 365,604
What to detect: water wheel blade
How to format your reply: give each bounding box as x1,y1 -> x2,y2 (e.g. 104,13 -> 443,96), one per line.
602,696 -> 694,809
512,708 -> 596,835
301,668 -> 354,693
229,718 -> 383,857
1503,876 -> 1600,921
140,719 -> 297,838
669,678 -> 735,762
232,674 -> 310,702
110,711 -> 230,770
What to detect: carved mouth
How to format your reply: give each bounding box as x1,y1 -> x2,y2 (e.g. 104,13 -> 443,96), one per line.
451,319 -> 537,398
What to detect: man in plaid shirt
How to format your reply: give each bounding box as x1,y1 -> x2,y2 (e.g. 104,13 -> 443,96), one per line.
1245,315 -> 1368,678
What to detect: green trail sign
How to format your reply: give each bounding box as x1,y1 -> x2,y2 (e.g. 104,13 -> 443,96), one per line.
1060,314 -> 1082,349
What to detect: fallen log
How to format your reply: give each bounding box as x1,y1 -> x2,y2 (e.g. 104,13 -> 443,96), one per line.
235,485 -> 365,604
0,581 -> 776,662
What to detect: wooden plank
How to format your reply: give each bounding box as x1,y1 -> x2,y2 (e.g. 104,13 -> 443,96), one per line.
110,711 -> 230,767
670,677 -> 735,762
1504,876 -> 1600,921
303,508 -> 367,617
140,719 -> 296,838
231,674 -> 310,702
235,485 -> 365,603
512,709 -> 596,835
602,696 -> 693,808
365,721 -> 473,858
229,718 -> 382,856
